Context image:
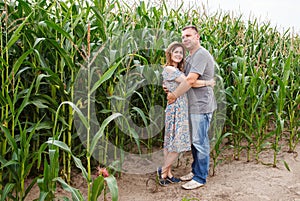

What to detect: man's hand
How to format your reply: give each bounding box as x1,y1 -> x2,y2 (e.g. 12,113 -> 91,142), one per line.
167,92 -> 177,104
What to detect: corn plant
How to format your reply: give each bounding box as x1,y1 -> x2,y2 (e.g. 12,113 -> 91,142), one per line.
271,54 -> 292,167
210,131 -> 231,176
287,93 -> 300,152
0,119 -> 43,201
0,73 -> 46,200
225,56 -> 250,160
286,53 -> 300,152
0,2 -> 33,191
36,99 -> 119,201
251,78 -> 273,161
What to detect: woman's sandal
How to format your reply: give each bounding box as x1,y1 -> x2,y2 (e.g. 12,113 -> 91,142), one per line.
167,176 -> 181,183
157,167 -> 162,179
158,178 -> 171,186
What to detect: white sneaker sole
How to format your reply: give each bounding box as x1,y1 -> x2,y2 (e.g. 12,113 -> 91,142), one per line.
181,180 -> 204,190
180,172 -> 194,181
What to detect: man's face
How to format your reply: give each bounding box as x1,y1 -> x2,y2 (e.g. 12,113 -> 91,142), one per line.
181,28 -> 199,50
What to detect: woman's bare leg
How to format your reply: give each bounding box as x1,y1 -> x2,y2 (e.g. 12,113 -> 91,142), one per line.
162,151 -> 179,178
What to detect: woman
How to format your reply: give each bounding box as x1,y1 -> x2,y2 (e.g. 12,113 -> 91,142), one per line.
158,41 -> 214,186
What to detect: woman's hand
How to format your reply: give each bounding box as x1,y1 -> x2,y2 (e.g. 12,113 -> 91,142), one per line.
163,85 -> 169,94
206,79 -> 216,87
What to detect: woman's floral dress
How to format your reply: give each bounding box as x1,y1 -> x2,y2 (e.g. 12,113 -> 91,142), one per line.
162,66 -> 191,153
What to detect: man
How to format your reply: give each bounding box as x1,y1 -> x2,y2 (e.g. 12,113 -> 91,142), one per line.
167,25 -> 217,190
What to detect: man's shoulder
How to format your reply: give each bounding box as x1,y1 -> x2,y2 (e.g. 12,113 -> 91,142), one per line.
194,47 -> 214,64
196,46 -> 212,56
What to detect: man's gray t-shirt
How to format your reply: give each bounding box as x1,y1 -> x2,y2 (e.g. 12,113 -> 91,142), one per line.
184,46 -> 217,114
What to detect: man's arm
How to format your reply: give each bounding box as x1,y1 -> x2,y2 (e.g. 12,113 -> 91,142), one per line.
167,72 -> 199,104
192,79 -> 215,88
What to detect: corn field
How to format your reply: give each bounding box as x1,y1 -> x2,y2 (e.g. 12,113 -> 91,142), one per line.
0,0 -> 299,200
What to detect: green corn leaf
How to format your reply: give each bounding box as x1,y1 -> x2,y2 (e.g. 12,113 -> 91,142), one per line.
46,39 -> 73,68
55,101 -> 89,131
1,183 -> 15,201
24,177 -> 38,199
282,54 -> 291,85
15,66 -> 31,78
36,67 -> 66,96
37,143 -> 48,169
273,75 -> 286,113
30,99 -> 49,109
38,191 -> 49,201
132,107 -> 148,127
91,176 -> 105,201
59,198 -> 70,201
45,140 -> 71,154
33,37 -> 46,47
13,77 -> 35,122
37,163 -> 47,191
4,12 -> 33,54
90,113 -> 123,154
54,177 -> 84,201
91,6 -> 106,41
104,175 -> 118,201
0,160 -> 18,169
129,127 -> 141,154
0,92 -> 6,106
72,156 -> 89,181
90,63 -> 119,94
44,139 -> 88,180
43,20 -> 73,41
8,49 -> 34,80
0,156 -> 17,179
27,121 -> 53,132
0,125 -> 18,152
283,160 -> 291,171
35,74 -> 51,93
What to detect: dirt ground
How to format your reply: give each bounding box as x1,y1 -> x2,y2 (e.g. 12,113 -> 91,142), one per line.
26,145 -> 300,201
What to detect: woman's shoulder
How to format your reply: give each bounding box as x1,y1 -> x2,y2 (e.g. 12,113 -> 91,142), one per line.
164,66 -> 178,72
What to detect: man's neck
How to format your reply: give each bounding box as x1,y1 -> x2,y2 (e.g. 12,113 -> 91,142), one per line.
189,44 -> 201,56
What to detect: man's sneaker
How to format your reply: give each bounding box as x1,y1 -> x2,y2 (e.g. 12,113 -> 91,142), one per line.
181,180 -> 204,190
180,172 -> 193,181
158,178 -> 171,186
167,176 -> 181,183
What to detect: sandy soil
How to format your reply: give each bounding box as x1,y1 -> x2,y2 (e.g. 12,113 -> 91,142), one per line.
25,145 -> 300,201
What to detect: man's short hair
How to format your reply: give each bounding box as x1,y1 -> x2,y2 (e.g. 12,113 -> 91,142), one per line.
182,25 -> 198,33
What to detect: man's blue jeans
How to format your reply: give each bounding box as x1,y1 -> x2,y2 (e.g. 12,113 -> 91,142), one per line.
190,113 -> 212,184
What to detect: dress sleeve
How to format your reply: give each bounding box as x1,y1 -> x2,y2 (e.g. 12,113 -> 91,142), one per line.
162,66 -> 182,81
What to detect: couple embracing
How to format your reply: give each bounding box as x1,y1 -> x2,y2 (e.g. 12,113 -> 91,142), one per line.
158,25 -> 217,190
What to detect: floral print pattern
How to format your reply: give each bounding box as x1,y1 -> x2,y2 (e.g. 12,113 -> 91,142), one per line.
162,66 -> 191,153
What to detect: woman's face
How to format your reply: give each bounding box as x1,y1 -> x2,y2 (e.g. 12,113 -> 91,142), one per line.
170,46 -> 184,66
